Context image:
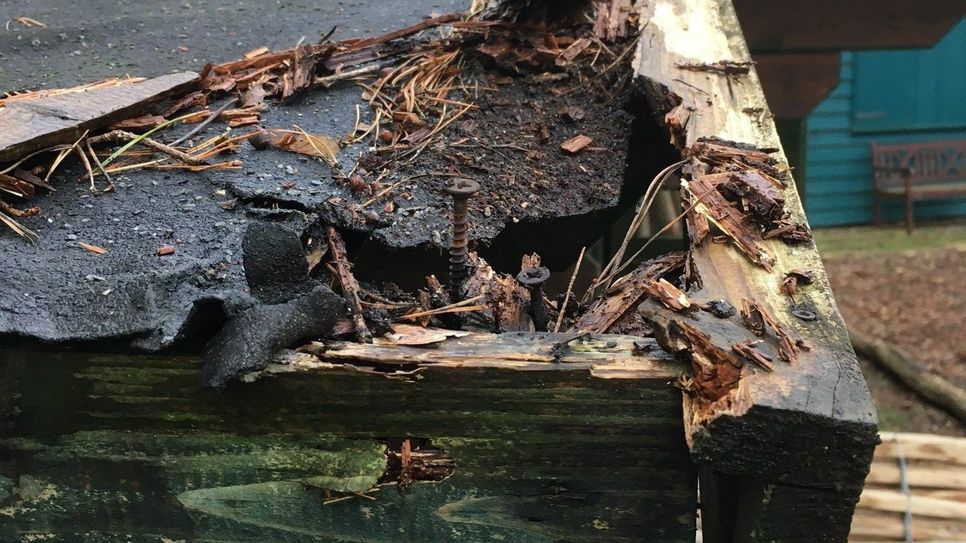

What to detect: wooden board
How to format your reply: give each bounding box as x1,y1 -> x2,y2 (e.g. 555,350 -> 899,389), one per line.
0,72 -> 199,162
753,53 -> 841,119
284,330 -> 681,380
733,0 -> 965,53
0,344 -> 695,542
631,1 -> 878,541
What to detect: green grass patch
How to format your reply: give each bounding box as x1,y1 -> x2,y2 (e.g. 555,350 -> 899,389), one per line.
813,222 -> 966,256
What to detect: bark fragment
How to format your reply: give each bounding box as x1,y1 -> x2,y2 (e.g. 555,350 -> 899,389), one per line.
732,339 -> 774,372
741,297 -> 798,363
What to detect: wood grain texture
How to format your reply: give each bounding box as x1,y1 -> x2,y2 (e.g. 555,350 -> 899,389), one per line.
0,72 -> 199,162
0,347 -> 695,542
631,1 -> 877,540
263,331 -> 682,380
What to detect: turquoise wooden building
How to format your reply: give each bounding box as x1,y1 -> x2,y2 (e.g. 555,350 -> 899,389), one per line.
802,18 -> 966,227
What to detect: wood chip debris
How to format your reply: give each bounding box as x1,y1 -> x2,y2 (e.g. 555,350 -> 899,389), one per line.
780,269 -> 814,296
731,339 -> 774,372
13,16 -> 46,28
740,297 -> 799,363
644,278 -> 691,311
560,134 -> 594,154
572,252 -> 686,333
379,325 -> 472,346
77,242 -> 107,255
250,128 -> 339,165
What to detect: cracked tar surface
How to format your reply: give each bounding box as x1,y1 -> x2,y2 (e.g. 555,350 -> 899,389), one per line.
0,0 -> 462,347
0,0 -> 639,348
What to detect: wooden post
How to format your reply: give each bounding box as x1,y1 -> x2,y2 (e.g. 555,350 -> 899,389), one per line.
631,1 -> 878,541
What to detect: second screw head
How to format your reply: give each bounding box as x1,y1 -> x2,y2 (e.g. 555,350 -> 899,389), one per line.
444,178 -> 481,198
516,266 -> 550,287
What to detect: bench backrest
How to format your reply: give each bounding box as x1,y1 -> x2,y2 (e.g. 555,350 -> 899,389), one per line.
871,140 -> 966,187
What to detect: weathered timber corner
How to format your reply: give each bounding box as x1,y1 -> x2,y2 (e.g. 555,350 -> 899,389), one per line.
632,1 -> 878,541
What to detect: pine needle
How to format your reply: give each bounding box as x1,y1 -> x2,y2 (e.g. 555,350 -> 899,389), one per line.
0,209 -> 38,241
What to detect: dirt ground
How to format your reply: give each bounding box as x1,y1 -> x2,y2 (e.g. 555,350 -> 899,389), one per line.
815,222 -> 966,436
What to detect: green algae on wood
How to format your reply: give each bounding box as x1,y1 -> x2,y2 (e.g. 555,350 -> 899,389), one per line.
0,346 -> 694,542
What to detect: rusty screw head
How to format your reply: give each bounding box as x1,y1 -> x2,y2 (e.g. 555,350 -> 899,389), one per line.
516,266 -> 550,287
517,266 -> 550,332
443,178 -> 480,198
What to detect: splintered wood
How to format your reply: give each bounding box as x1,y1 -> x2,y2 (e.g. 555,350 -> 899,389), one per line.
740,298 -> 798,362
461,252 -> 532,332
666,317 -> 742,402
571,252 -> 686,333
326,226 -> 372,343
273,330 -> 679,380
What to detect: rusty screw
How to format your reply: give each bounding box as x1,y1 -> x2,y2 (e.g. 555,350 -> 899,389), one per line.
517,266 -> 550,332
444,178 -> 480,304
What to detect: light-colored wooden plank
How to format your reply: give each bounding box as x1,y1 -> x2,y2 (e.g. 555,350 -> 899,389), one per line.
876,432 -> 966,466
866,461 -> 966,490
259,330 -> 681,381
857,488 -> 966,520
850,509 -> 964,541
0,72 -> 199,162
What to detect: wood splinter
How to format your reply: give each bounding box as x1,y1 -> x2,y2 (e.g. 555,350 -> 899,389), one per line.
325,225 -> 372,343
732,339 -> 774,372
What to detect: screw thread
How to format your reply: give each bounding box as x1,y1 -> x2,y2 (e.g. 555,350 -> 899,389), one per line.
448,198 -> 470,303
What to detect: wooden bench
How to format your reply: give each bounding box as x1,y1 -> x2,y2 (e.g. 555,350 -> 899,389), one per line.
871,140 -> 966,232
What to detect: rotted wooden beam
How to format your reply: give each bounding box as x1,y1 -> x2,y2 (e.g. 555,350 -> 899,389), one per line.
632,1 -> 878,541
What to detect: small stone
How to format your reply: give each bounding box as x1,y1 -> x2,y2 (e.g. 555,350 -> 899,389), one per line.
561,105 -> 586,122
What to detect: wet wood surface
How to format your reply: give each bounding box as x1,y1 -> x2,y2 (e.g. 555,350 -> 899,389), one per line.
0,346 -> 695,542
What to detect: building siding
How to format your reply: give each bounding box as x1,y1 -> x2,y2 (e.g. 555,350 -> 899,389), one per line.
803,23 -> 966,227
